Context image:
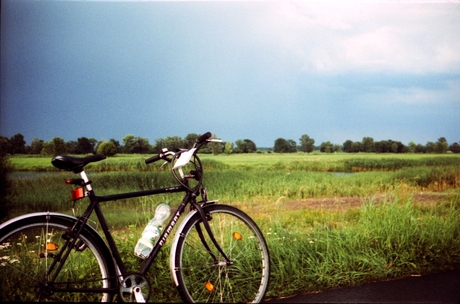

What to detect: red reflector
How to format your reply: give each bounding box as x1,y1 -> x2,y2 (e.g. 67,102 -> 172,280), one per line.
71,188 -> 85,201
66,178 -> 84,185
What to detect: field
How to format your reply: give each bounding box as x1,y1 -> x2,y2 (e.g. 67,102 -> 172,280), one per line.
3,152 -> 460,301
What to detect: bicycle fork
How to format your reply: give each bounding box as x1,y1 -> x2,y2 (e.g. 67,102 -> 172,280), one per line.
191,200 -> 232,266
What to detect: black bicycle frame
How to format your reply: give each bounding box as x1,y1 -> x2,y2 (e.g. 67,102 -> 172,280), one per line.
90,185 -> 188,276
48,169 -> 231,296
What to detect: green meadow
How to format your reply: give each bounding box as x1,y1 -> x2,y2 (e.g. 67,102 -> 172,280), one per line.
3,153 -> 460,301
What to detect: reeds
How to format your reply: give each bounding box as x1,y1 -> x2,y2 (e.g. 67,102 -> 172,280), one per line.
4,153 -> 460,301
263,193 -> 460,298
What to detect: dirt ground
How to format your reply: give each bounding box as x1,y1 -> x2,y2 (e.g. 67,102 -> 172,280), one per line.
281,192 -> 452,211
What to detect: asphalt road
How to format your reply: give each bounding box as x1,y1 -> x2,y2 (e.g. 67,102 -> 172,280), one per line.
263,269 -> 460,303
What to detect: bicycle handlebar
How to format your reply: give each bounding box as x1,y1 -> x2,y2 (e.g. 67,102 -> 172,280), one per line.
145,154 -> 163,164
144,132 -> 213,165
196,132 -> 212,144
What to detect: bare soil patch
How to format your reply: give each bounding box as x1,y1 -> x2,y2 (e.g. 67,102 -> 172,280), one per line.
282,192 -> 451,211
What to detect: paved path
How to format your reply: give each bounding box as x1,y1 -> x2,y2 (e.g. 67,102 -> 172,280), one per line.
263,269 -> 460,303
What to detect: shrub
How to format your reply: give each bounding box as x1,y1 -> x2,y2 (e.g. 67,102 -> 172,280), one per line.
97,142 -> 117,157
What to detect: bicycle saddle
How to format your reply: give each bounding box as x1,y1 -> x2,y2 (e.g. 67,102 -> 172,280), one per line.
52,154 -> 106,173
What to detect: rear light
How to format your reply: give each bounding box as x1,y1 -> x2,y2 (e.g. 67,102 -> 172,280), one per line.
66,179 -> 84,185
71,187 -> 85,201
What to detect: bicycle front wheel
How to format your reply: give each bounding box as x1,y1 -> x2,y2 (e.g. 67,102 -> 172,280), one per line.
0,213 -> 116,302
173,204 -> 270,303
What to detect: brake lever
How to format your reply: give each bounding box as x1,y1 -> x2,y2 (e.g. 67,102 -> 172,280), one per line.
160,152 -> 175,168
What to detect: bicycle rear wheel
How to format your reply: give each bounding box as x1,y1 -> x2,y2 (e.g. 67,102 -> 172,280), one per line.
0,213 -> 116,302
172,204 -> 270,303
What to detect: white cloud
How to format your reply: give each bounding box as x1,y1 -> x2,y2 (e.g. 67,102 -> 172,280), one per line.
248,1 -> 460,74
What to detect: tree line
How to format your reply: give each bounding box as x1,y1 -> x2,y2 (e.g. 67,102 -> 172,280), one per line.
1,133 -> 459,157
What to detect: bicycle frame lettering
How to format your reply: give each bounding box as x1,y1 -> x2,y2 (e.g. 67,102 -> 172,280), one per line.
159,211 -> 181,247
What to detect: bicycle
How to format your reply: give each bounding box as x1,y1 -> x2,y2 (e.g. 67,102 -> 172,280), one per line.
0,132 -> 270,302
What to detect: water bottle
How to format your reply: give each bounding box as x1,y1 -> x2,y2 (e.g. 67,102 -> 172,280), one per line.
134,203 -> 171,259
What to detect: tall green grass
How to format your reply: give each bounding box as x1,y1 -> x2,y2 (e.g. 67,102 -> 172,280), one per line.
9,166 -> 460,219
10,153 -> 460,173
3,153 -> 460,301
65,191 -> 460,302
262,193 -> 460,298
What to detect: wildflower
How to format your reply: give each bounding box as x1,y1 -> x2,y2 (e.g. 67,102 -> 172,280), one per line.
0,242 -> 10,250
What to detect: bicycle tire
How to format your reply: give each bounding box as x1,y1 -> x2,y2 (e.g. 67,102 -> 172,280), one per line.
0,212 -> 116,302
172,204 -> 270,303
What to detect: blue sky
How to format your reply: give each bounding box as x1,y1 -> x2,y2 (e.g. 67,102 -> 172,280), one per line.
1,0 -> 459,148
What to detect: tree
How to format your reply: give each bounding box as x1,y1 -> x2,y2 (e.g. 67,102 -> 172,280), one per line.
76,137 -> 94,154
163,136 -> 183,152
10,133 -> 26,155
374,140 -> 389,153
321,141 -> 338,153
274,138 -> 289,153
244,139 -> 257,153
374,140 -> 404,153
30,138 -> 44,154
320,141 -> 333,153
132,137 -> 152,154
233,139 -> 257,153
234,140 -> 244,153
299,134 -> 315,153
184,133 -> 201,148
123,134 -> 136,153
42,137 -> 66,156
224,142 -> 233,155
351,141 -> 362,153
415,143 -> 426,153
0,136 -> 12,155
65,140 -> 77,154
110,139 -> 121,153
408,141 -> 417,153
342,140 -> 353,153
89,138 -> 98,151
287,139 -> 297,153
97,141 -> 117,156
449,142 -> 460,154
361,137 -> 374,153
210,134 -> 222,155
426,141 -> 436,153
320,142 -> 340,153
435,137 -> 448,153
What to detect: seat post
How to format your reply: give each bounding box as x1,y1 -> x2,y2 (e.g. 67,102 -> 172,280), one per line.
80,170 -> 93,191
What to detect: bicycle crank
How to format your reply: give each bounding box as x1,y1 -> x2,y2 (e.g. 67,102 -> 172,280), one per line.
119,273 -> 151,303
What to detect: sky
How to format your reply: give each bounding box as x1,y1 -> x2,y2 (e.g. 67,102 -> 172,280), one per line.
1,0 -> 459,148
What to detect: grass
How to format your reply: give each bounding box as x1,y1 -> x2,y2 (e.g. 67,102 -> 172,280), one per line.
263,193 -> 460,298
2,153 -> 460,301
